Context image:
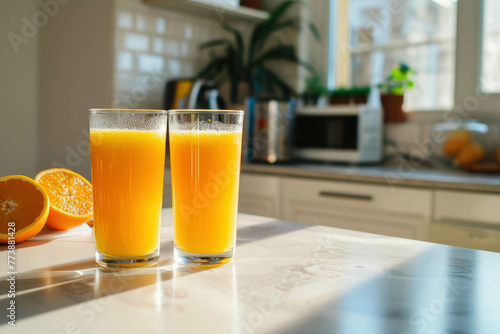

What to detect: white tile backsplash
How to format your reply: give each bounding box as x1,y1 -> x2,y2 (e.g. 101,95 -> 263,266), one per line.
113,0 -> 244,109
117,11 -> 133,29
385,123 -> 421,148
123,32 -> 149,52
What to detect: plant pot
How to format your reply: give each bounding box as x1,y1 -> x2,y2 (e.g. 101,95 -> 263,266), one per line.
380,93 -> 406,123
302,94 -> 319,106
354,95 -> 368,104
329,95 -> 350,105
240,0 -> 263,9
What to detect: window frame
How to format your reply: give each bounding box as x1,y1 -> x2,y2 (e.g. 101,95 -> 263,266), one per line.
454,0 -> 500,116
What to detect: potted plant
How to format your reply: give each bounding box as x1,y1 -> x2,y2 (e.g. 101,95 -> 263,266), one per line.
378,63 -> 415,123
329,87 -> 350,105
353,86 -> 371,104
302,75 -> 327,106
240,0 -> 263,10
197,0 -> 320,106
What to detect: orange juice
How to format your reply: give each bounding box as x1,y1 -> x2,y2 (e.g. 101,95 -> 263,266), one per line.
169,130 -> 242,254
90,129 -> 165,257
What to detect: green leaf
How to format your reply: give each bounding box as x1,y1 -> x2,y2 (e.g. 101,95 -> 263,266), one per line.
260,66 -> 297,98
222,22 -> 244,56
249,17 -> 320,60
225,45 -> 245,103
380,63 -> 415,94
250,18 -> 299,59
250,1 -> 302,54
226,45 -> 243,80
250,45 -> 315,74
268,0 -> 303,24
307,22 -> 321,41
199,39 -> 234,50
230,76 -> 239,104
197,57 -> 227,78
392,87 -> 404,96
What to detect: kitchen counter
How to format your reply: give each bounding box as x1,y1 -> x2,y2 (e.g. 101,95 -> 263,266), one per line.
1,209 -> 499,333
242,162 -> 500,193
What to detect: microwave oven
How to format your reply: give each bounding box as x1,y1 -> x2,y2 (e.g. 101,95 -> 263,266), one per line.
294,105 -> 383,164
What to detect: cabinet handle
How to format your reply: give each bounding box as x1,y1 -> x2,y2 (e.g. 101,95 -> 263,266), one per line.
434,218 -> 500,231
319,191 -> 373,201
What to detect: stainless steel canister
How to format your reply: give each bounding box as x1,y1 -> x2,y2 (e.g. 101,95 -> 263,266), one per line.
245,97 -> 296,163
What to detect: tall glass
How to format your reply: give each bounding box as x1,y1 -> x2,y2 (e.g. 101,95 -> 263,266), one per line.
89,109 -> 168,268
169,109 -> 243,266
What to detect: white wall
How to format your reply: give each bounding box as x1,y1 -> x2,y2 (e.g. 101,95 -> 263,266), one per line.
38,0 -> 115,181
0,0 -> 39,178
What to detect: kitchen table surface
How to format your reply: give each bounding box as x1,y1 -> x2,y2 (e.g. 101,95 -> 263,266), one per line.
1,209 -> 499,334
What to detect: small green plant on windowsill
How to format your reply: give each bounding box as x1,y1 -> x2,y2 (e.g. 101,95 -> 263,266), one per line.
302,75 -> 328,106
378,63 -> 416,123
378,63 -> 415,96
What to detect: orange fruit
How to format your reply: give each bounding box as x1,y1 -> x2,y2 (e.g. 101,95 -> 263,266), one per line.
443,130 -> 471,157
35,168 -> 93,230
0,175 -> 50,243
454,142 -> 485,167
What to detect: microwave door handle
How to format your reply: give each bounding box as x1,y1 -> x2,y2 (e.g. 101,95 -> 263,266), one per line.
319,191 -> 373,201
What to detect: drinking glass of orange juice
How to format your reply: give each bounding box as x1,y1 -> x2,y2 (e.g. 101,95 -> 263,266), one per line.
89,109 -> 168,268
169,109 -> 243,266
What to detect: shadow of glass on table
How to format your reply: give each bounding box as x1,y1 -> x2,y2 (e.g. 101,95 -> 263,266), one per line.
0,224 -> 93,252
0,240 -> 206,323
236,219 -> 311,246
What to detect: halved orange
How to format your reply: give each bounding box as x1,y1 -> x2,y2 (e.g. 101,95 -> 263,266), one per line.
0,175 -> 50,243
35,168 -> 93,231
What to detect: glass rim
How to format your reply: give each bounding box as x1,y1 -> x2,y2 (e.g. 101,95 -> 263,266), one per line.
168,109 -> 244,115
89,108 -> 168,114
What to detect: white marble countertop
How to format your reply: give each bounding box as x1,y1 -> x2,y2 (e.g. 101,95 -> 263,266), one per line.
1,209 -> 499,333
242,162 -> 500,193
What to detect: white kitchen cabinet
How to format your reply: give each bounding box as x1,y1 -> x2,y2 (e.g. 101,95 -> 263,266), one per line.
238,174 -> 281,219
165,171 -> 281,216
429,221 -> 500,253
429,190 -> 500,252
282,177 -> 432,240
433,190 -> 500,226
163,169 -> 172,208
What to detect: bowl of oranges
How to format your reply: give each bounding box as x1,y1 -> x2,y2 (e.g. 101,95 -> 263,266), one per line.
432,120 -> 500,172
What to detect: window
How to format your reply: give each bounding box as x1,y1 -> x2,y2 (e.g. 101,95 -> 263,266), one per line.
453,0 -> 500,114
346,0 -> 457,111
480,0 -> 500,94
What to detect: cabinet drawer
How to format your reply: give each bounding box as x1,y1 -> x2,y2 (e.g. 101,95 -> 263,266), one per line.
282,177 -> 432,240
283,177 -> 432,215
429,221 -> 500,252
434,190 -> 500,226
239,174 -> 281,218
